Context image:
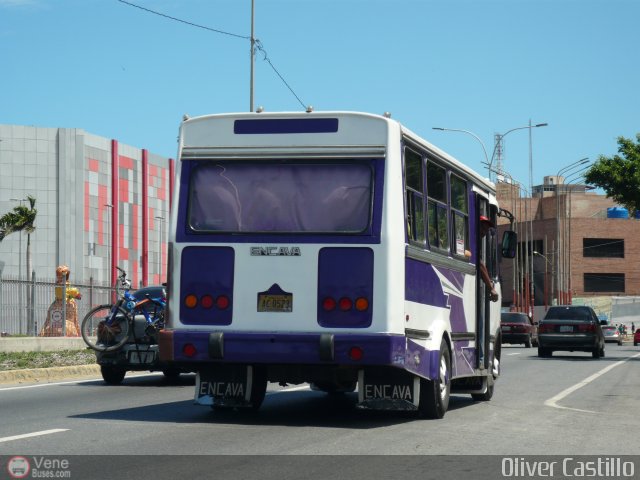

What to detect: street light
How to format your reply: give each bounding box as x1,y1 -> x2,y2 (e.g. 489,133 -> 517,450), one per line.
431,127 -> 490,167
10,198 -> 27,280
155,216 -> 164,281
555,158 -> 589,304
563,171 -> 593,306
489,122 -> 548,177
432,123 -> 547,180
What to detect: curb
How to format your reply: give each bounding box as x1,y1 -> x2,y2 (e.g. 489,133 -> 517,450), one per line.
0,364 -> 101,385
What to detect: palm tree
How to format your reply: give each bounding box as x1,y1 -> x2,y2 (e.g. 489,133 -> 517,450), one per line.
0,195 -> 37,280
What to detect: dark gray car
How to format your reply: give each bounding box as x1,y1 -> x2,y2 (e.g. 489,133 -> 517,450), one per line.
537,305 -> 605,359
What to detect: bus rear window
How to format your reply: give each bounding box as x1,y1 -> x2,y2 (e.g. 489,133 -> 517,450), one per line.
188,162 -> 373,233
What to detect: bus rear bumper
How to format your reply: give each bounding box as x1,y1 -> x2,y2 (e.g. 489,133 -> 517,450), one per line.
159,330 -> 436,375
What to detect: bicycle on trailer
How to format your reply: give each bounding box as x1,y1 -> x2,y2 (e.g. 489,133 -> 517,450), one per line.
81,267 -> 166,352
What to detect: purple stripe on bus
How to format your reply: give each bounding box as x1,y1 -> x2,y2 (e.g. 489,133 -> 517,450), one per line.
404,258 -> 449,308
170,331 -> 420,368
180,246 -> 234,325
233,118 -> 339,134
317,247 -> 374,328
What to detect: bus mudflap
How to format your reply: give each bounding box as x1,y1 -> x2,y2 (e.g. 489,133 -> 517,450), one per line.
195,365 -> 266,409
357,368 -> 420,411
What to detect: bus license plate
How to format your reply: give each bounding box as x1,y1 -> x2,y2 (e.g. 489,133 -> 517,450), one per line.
258,293 -> 292,312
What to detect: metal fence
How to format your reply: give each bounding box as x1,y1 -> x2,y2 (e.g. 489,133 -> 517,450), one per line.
0,273 -> 115,336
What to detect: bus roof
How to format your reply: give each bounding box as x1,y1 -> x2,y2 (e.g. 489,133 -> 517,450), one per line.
179,111 -> 495,192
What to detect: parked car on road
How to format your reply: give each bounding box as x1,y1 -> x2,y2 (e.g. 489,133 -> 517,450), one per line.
501,312 -> 538,348
602,325 -> 623,346
634,328 -> 640,346
537,305 -> 605,359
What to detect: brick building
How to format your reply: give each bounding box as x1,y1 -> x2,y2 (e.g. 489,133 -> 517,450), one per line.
497,175 -> 640,323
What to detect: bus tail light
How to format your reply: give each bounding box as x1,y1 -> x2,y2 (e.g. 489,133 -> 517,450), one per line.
339,297 -> 353,311
183,343 -> 197,357
317,247 -> 374,328
322,295 -> 370,312
200,295 -> 214,309
349,346 -> 364,361
184,294 -> 198,309
180,246 -> 234,326
355,297 -> 369,311
322,297 -> 337,311
216,295 -> 230,310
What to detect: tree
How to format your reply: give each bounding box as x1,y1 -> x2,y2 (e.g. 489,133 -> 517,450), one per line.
584,133 -> 640,215
0,195 -> 38,279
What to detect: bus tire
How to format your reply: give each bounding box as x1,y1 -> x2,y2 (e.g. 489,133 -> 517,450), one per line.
418,339 -> 451,419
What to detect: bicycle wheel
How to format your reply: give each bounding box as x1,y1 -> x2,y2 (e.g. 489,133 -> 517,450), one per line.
81,304 -> 131,352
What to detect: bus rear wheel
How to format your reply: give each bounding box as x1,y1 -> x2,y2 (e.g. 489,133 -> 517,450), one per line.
418,339 -> 450,419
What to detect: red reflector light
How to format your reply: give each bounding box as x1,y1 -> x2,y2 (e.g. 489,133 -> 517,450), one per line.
578,323 -> 596,333
349,346 -> 363,361
216,295 -> 230,310
183,343 -> 197,357
339,297 -> 352,311
322,297 -> 336,311
201,295 -> 214,309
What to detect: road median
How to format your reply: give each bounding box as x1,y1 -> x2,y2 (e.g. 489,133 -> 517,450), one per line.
0,364 -> 101,385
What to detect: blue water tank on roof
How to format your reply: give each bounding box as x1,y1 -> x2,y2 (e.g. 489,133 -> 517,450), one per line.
607,207 -> 628,219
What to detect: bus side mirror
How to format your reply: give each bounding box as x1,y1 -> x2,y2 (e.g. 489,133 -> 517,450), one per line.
501,230 -> 517,259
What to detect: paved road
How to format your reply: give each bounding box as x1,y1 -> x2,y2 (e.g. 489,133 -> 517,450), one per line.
1,345 -> 639,478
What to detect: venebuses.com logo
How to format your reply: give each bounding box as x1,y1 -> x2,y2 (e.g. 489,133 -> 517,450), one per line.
6,456 -> 30,479
6,456 -> 71,478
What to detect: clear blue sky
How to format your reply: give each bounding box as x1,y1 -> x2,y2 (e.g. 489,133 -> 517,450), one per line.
2,0 -> 638,190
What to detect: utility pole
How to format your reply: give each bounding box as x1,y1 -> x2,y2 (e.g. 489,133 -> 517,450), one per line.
249,0 -> 255,112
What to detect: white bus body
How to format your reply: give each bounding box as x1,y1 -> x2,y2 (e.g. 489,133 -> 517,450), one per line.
159,111 -> 515,418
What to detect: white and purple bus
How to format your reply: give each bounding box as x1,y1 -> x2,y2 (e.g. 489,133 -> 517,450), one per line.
159,111 -> 516,418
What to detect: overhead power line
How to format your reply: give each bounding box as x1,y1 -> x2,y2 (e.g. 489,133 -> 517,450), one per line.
116,0 -> 249,39
116,0 -> 306,109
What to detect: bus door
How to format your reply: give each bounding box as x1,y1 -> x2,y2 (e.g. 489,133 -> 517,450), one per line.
475,197 -> 497,371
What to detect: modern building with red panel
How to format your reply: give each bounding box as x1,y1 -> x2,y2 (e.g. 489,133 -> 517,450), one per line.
0,123 -> 173,287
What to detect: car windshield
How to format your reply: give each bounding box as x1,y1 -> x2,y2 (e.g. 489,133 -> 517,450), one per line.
501,313 -> 528,324
544,307 -> 592,321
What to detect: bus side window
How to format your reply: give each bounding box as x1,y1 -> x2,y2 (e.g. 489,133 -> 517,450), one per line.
427,161 -> 449,252
451,174 -> 469,257
404,148 -> 426,245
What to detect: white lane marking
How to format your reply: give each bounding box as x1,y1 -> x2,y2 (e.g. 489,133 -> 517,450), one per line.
507,352 -> 521,356
0,429 -> 69,444
0,372 -> 162,392
545,351 -> 640,413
